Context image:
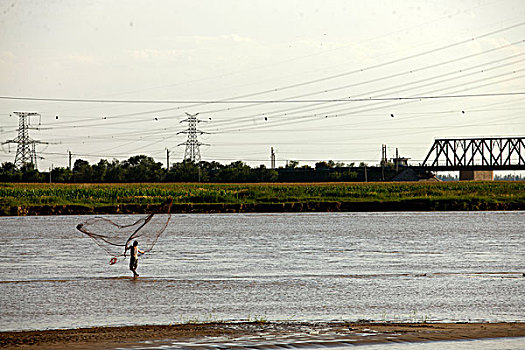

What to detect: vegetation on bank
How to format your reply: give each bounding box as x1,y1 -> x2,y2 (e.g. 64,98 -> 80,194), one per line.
1,181 -> 524,215
1,157 -> 285,183
3,156 -> 523,184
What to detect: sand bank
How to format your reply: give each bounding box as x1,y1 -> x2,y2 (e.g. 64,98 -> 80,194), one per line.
2,322 -> 525,349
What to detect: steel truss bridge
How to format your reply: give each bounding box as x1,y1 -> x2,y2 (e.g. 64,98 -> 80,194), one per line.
419,137 -> 525,171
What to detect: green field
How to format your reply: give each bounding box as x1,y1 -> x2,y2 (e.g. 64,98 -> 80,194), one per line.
1,181 -> 524,215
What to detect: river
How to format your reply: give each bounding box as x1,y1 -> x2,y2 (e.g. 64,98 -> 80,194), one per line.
1,212 -> 524,332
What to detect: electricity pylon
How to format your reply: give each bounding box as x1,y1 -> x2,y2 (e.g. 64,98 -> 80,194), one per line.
177,112 -> 209,163
2,112 -> 47,169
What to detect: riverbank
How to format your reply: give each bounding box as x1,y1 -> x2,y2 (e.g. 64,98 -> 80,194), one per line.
1,181 -> 524,215
2,322 -> 525,349
5,198 -> 525,216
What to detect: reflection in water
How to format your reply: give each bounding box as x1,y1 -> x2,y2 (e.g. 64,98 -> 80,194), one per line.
0,212 -> 524,332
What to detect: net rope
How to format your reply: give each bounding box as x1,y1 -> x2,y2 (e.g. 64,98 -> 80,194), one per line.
76,199 -> 173,262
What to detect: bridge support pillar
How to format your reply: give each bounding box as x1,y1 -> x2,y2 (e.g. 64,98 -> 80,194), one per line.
459,170 -> 494,181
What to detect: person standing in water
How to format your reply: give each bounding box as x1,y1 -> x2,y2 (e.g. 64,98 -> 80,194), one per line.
128,240 -> 144,279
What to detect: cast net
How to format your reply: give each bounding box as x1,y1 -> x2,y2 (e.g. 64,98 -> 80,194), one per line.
76,199 -> 173,264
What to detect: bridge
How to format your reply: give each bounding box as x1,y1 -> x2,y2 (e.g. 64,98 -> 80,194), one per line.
418,137 -> 525,180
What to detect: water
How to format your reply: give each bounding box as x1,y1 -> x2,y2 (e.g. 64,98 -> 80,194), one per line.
1,212 -> 524,333
133,336 -> 525,350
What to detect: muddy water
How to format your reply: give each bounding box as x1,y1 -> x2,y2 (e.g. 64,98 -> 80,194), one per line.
1,212 -> 524,332
133,334 -> 525,350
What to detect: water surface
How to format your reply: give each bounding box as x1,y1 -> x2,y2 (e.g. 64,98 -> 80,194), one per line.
1,212 -> 524,332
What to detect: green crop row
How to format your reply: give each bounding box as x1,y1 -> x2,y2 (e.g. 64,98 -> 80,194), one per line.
1,181 -> 524,210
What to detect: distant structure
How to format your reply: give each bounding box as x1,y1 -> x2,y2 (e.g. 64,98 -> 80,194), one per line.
380,144 -> 388,180
380,144 -> 388,167
420,137 -> 525,180
270,147 -> 276,169
177,112 -> 209,163
2,112 -> 47,169
392,148 -> 410,171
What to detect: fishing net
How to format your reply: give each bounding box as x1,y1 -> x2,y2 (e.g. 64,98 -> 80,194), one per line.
76,199 -> 172,264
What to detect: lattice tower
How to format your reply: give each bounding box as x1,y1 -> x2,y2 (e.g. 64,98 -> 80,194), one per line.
2,112 -> 45,168
177,112 -> 209,163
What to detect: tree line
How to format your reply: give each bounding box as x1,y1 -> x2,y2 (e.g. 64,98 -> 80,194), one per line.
0,155 -> 282,183
0,155 -> 366,183
4,155 -> 521,183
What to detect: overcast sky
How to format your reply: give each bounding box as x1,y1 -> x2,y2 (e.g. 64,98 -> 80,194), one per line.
0,0 -> 524,170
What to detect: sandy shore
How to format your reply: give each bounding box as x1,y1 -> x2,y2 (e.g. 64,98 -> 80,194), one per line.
2,322 -> 525,349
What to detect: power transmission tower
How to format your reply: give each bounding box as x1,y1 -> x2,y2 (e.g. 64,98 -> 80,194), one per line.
2,112 -> 47,169
177,112 -> 209,163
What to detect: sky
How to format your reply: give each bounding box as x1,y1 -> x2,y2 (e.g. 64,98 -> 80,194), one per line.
0,0 -> 524,171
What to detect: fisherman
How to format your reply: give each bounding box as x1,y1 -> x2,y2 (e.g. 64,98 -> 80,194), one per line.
128,241 -> 144,279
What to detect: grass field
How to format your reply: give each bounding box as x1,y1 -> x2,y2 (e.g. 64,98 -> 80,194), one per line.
1,181 -> 524,215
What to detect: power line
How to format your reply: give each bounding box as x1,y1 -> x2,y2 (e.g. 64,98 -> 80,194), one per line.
206,53 -> 525,130
11,34 -> 522,134
1,92 -> 524,105
191,38 -> 525,120
134,20 -> 525,109
0,20 -> 524,110
211,64 -> 525,134
2,22 -> 523,167
20,58 -> 524,139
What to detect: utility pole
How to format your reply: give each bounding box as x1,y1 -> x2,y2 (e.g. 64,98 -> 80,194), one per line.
270,147 -> 276,169
166,148 -> 170,170
68,150 -> 72,170
2,112 -> 47,169
381,144 -> 387,181
177,112 -> 209,163
395,147 -> 399,173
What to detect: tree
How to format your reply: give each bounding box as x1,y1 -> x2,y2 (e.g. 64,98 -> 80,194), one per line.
0,162 -> 21,182
197,161 -> 223,182
216,161 -> 254,182
73,159 -> 93,183
92,159 -> 109,182
253,165 -> 278,182
105,160 -> 125,183
315,161 -> 334,169
122,155 -> 164,182
51,167 -> 73,183
20,163 -> 43,182
165,160 -> 202,182
328,169 -> 358,181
